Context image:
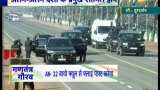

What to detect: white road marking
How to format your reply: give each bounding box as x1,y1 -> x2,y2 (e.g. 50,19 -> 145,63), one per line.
61,82 -> 72,90
88,46 -> 158,75
127,85 -> 133,89
20,21 -> 50,35
106,54 -> 158,75
119,81 -> 125,85
4,31 -> 15,41
19,28 -> 33,37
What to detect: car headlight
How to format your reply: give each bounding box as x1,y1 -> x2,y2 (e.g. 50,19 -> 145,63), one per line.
122,43 -> 128,46
47,50 -> 54,54
140,43 -> 144,46
112,40 -> 118,43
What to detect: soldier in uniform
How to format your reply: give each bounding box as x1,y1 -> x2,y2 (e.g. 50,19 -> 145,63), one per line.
17,39 -> 23,58
25,37 -> 32,58
11,40 -> 22,58
79,38 -> 87,63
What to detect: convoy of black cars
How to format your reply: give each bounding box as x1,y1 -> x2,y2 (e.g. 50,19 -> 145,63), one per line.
30,25 -> 145,64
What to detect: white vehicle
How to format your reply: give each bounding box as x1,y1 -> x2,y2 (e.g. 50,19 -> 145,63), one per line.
8,14 -> 20,22
91,19 -> 116,48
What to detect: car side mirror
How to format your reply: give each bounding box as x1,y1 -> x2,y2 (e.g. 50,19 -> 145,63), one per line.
32,41 -> 35,45
94,30 -> 97,34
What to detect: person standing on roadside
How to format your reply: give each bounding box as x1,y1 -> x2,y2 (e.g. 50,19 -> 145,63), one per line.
25,37 -> 32,59
79,38 -> 87,63
17,39 -> 23,58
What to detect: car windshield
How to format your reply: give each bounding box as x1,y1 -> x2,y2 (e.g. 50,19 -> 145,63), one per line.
120,33 -> 142,41
98,26 -> 111,33
38,39 -> 47,45
63,32 -> 81,39
74,27 -> 89,33
39,35 -> 51,39
47,39 -> 72,47
71,39 -> 83,45
111,34 -> 118,39
110,31 -> 119,39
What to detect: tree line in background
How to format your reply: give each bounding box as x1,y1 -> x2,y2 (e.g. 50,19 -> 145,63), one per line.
5,0 -> 158,42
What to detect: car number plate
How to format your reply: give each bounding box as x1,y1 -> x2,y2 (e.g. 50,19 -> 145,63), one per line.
130,47 -> 137,50
58,58 -> 66,61
58,55 -> 66,61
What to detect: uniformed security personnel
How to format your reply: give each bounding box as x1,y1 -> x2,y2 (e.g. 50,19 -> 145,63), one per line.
17,40 -> 23,58
25,37 -> 32,59
79,38 -> 87,63
11,40 -> 21,58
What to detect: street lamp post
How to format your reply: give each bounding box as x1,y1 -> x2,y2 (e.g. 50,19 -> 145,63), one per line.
145,0 -> 148,40
106,6 -> 108,19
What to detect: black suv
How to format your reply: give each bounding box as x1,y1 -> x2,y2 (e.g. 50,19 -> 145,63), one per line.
44,37 -> 77,64
34,38 -> 48,57
105,29 -> 119,52
73,26 -> 91,45
116,31 -> 145,56
61,31 -> 87,57
32,34 -> 52,51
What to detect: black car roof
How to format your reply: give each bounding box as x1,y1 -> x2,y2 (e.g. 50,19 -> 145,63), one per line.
48,36 -> 69,40
62,30 -> 81,33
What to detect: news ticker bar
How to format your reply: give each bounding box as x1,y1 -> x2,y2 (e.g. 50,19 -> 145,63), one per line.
10,65 -> 118,82
0,0 -> 119,6
122,7 -> 160,15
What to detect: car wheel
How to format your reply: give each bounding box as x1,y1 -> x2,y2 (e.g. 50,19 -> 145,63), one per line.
43,56 -> 47,63
91,44 -> 95,48
91,41 -> 95,48
107,45 -> 110,51
35,53 -> 38,56
136,53 -> 139,56
110,46 -> 113,52
119,48 -> 123,56
46,55 -> 51,64
116,47 -> 119,55
95,42 -> 99,49
139,52 -> 144,56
